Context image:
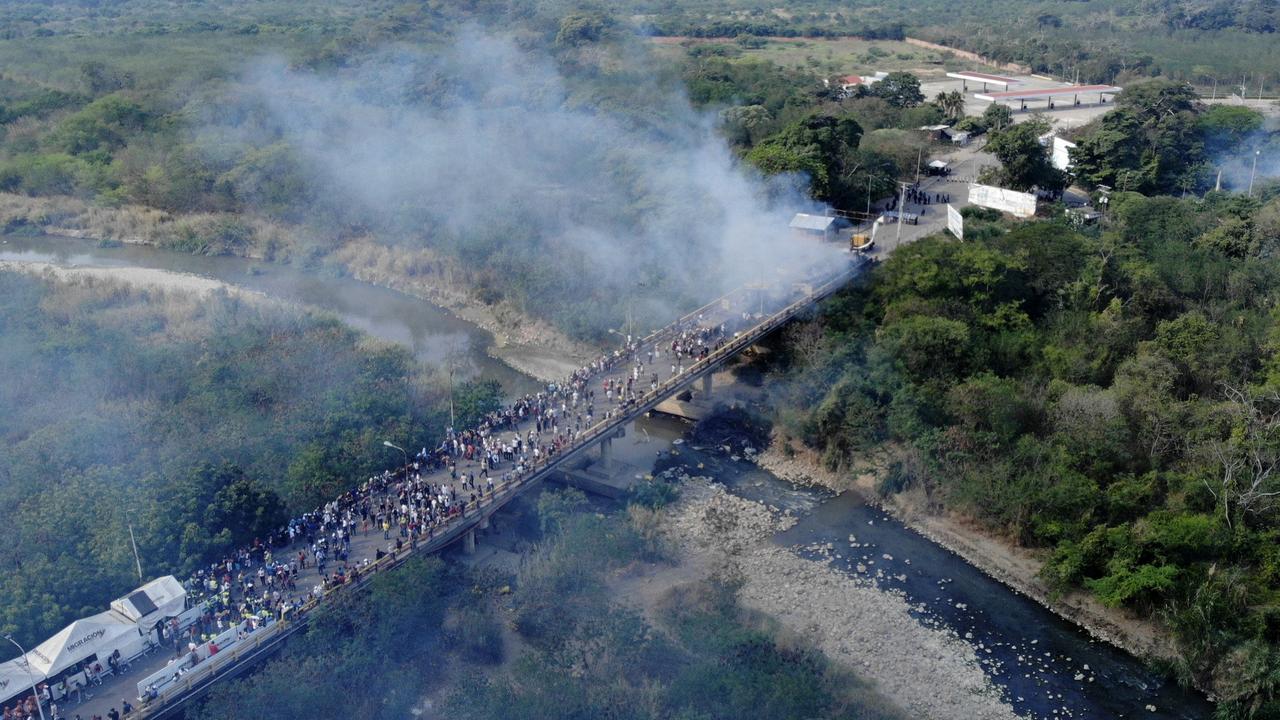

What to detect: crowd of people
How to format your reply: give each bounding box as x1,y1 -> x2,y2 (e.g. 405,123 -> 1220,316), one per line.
882,182 -> 952,220
175,314 -> 737,620
11,303 -> 769,720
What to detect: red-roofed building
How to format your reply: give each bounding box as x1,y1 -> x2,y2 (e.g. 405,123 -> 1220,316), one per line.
836,71 -> 887,94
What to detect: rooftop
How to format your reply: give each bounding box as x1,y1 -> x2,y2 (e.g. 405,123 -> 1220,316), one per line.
789,213 -> 836,231
975,84 -> 1122,102
947,71 -> 1019,85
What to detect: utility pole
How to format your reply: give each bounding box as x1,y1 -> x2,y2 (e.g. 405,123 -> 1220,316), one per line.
894,182 -> 908,249
1211,77 -> 1217,101
915,147 -> 922,184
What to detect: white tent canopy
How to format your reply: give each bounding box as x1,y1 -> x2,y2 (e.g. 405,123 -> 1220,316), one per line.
112,575 -> 186,627
0,657 -> 42,706
27,611 -> 138,677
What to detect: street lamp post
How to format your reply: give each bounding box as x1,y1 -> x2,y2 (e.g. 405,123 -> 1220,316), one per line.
3,635 -> 46,720
895,181 -> 909,248
382,441 -> 409,481
124,508 -> 143,583
1249,150 -> 1261,198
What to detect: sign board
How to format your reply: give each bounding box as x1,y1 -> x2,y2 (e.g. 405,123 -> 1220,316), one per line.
947,204 -> 964,240
967,183 -> 1038,218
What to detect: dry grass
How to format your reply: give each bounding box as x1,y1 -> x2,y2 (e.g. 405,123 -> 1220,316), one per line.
1,192 -> 594,367
0,192 -> 302,258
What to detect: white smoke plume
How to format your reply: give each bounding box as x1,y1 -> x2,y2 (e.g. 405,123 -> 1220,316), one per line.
213,27 -> 842,332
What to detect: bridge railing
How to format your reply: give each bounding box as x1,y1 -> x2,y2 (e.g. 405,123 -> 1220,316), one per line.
133,263 -> 857,718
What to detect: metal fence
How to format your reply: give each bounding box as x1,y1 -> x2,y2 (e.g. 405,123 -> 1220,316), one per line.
131,262 -> 858,718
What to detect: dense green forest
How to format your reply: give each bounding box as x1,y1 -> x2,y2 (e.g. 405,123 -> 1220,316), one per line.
0,269 -> 499,646
770,189 -> 1280,716
192,490 -> 905,720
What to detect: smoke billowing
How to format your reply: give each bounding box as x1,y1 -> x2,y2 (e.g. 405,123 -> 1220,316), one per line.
214,28 -> 839,334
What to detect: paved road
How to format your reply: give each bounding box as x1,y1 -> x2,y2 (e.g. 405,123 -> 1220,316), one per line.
59,248 -> 854,720
854,142 -> 1000,258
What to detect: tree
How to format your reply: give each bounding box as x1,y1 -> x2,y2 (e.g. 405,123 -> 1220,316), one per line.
982,103 -> 1013,132
746,112 -> 864,206
555,12 -> 613,47
871,71 -> 924,108
985,119 -> 1067,192
1205,385 -> 1280,529
1036,13 -> 1063,29
934,90 -> 965,121
1070,80 -> 1209,193
1198,105 -> 1264,155
719,104 -> 774,147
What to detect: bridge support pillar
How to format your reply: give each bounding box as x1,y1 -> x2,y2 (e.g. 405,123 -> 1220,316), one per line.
701,373 -> 712,399
464,529 -> 476,555
599,436 -> 613,469
479,515 -> 490,531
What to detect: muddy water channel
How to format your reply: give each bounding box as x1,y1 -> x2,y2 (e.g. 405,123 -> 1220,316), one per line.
2,234 -> 1212,718
0,234 -> 539,395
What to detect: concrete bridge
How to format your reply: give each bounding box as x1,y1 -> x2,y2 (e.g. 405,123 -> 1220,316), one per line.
80,256 -> 865,720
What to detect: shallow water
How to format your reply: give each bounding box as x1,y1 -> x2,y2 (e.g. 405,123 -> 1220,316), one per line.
656,437 -> 1212,720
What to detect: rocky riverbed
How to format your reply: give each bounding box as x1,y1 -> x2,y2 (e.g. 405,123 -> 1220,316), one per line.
660,476 -> 1020,720
755,442 -> 1181,665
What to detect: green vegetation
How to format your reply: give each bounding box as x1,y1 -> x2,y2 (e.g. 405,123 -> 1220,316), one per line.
628,0 -> 1280,86
0,0 -> 956,341
0,270 -> 499,646
190,490 -> 904,720
771,189 -> 1280,715
447,492 -> 904,720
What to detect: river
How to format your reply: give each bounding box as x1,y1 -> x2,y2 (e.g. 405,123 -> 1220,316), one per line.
637,412 -> 1214,720
1,234 -> 1212,719
0,233 -> 540,396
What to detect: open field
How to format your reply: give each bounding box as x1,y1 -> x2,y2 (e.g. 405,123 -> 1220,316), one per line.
649,36 -> 997,79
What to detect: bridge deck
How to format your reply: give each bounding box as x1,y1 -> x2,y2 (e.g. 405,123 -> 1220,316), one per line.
65,256 -> 861,720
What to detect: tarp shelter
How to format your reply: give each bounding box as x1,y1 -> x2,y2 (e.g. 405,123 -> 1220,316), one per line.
26,611 -> 138,677
112,576 -> 186,628
0,657 -> 42,706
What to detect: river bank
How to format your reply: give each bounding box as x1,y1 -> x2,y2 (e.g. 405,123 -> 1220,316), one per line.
0,193 -> 592,382
656,474 -> 1020,719
755,439 -> 1185,670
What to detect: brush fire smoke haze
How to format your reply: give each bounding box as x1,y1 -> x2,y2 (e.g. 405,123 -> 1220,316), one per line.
219,28 -> 839,335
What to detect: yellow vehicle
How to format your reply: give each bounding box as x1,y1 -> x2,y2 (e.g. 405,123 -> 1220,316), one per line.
850,217 -> 883,252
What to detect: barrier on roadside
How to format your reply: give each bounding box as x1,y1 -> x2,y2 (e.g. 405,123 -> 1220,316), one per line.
131,262 -> 858,718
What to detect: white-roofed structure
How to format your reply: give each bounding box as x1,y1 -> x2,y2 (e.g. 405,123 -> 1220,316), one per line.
789,213 -> 838,242
27,611 -> 139,678
0,657 -> 42,706
0,575 -> 190,707
975,84 -> 1122,111
947,71 -> 1019,92
111,575 -> 186,629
